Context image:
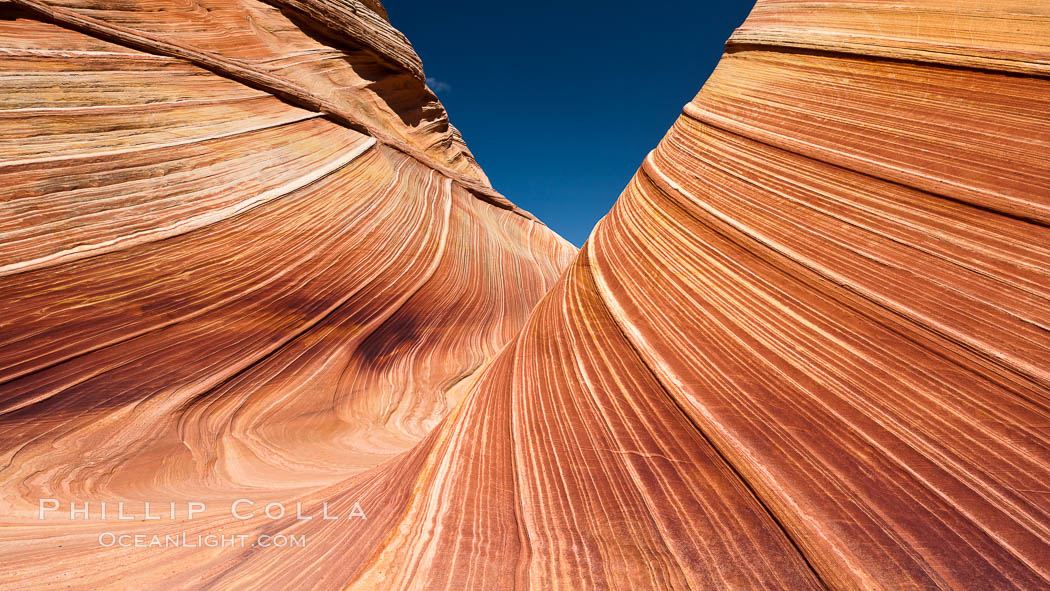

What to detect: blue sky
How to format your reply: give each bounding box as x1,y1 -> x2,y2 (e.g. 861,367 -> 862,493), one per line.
386,1 -> 757,246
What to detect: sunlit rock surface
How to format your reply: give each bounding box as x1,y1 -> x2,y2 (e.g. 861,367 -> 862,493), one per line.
2,0 -> 1049,589
0,0 -> 575,586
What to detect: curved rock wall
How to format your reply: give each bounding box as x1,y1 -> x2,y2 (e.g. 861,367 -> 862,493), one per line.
0,2 -> 576,586
2,0 -> 1049,589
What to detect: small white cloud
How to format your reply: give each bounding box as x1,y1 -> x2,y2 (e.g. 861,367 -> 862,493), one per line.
426,77 -> 452,93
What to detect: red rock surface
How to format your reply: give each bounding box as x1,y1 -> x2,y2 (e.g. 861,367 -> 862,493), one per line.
1,0 -> 1049,589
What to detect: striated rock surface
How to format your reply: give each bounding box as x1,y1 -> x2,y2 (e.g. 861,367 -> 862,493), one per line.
0,1 -> 576,586
2,0 -> 1050,589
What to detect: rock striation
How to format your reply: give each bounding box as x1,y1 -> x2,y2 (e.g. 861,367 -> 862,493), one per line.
0,0 -> 576,586
1,0 -> 1049,589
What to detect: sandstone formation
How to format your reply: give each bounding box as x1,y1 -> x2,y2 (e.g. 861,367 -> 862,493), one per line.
1,0 -> 1049,589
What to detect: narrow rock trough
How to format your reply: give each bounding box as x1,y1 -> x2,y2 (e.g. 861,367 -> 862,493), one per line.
1,1 -> 1048,589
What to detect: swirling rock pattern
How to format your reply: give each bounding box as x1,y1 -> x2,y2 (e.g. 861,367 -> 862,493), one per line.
1,0 -> 1049,589
0,1 -> 574,586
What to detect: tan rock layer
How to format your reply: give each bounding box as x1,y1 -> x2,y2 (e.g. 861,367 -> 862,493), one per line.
8,0 -> 490,183
0,4 -> 575,586
2,0 -> 1049,589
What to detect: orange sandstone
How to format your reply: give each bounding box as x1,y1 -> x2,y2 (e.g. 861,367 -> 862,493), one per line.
1,1 -> 1048,589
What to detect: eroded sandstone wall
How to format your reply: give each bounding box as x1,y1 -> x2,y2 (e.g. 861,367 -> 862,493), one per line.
2,1 -> 1049,590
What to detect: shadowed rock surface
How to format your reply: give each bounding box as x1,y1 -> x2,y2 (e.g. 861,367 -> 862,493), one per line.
1,0 -> 1049,589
